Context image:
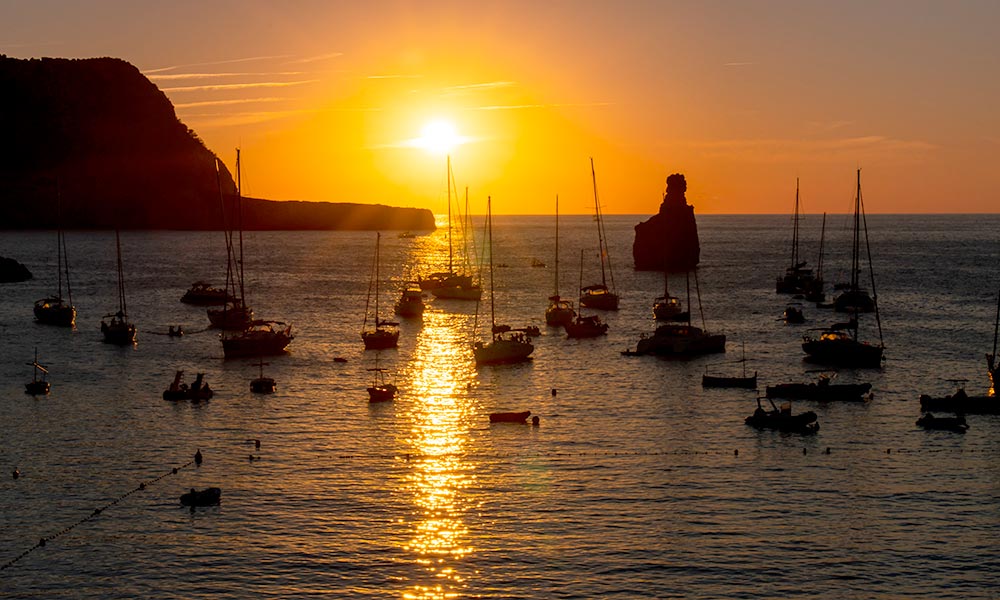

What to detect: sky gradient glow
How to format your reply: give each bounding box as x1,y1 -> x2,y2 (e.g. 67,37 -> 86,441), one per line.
3,0 -> 999,214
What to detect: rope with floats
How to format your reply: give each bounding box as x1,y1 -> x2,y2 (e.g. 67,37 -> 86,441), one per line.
1,455 -> 198,572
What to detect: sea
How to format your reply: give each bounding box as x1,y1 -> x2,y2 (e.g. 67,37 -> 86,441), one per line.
1,214 -> 999,599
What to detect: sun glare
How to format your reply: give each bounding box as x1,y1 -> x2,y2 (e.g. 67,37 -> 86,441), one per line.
415,119 -> 461,155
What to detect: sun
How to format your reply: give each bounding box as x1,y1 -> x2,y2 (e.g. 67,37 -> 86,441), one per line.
414,119 -> 462,155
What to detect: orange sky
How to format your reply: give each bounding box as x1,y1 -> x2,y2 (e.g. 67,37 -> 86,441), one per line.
4,1 -> 1000,214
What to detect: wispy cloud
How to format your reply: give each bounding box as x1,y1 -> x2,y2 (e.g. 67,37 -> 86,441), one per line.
367,74 -> 423,79
687,135 -> 937,162
440,81 -> 515,92
161,80 -> 318,93
724,62 -> 755,67
473,102 -> 612,111
143,54 -> 296,74
174,97 -> 286,109
181,109 -> 317,128
286,52 -> 344,64
147,71 -> 304,81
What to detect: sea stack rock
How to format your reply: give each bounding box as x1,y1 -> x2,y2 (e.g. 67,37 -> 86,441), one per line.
632,173 -> 700,271
0,256 -> 33,282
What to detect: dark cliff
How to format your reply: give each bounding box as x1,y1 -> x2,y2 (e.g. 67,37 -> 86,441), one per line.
632,173 -> 700,271
0,55 -> 434,231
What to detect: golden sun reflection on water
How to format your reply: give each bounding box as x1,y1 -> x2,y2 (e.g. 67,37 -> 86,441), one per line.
399,309 -> 480,599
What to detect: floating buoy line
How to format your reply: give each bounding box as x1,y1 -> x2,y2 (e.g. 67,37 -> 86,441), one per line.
1,456 -> 197,572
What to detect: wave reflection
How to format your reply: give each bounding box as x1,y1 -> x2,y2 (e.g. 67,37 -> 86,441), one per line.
400,309 -> 479,599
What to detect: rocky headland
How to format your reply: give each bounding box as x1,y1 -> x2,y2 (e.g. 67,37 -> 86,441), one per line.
632,173 -> 701,271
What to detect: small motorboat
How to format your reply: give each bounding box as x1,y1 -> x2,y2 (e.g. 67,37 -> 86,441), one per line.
163,371 -> 214,401
180,487 -> 221,507
919,388 -> 998,415
916,413 -> 969,433
783,306 -> 805,324
565,314 -> 608,338
25,349 -> 51,395
766,374 -> 871,402
250,359 -> 276,394
489,411 -> 531,423
745,398 -> 819,434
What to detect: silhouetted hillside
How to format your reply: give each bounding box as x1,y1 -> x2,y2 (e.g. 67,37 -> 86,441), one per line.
0,55 -> 434,231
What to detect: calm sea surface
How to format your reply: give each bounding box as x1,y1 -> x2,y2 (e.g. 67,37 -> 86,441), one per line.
2,214 -> 999,598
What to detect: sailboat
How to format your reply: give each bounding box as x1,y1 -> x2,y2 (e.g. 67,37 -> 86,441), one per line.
625,271 -> 726,356
208,155 -> 254,330
362,232 -> 400,350
221,151 -> 294,358
34,189 -> 76,327
421,157 -> 480,299
25,348 -> 50,395
367,357 -> 397,402
565,249 -> 609,338
100,230 -> 137,345
394,282 -> 425,318
652,273 -> 689,322
804,213 -> 827,303
181,281 -> 232,306
833,173 -> 876,313
802,170 -> 884,368
702,342 -> 757,388
776,178 -> 816,294
579,158 -> 619,311
473,197 -> 534,365
545,195 -> 576,327
431,180 -> 482,300
250,359 -> 276,394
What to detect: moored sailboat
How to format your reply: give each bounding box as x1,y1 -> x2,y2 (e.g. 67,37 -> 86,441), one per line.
101,230 -> 137,345
395,282 -> 425,318
474,197 -> 534,365
833,172 -> 876,313
625,271 -> 725,357
579,158 -> 619,311
207,155 -> 253,330
545,195 -> 576,327
776,178 -> 816,294
564,249 -> 608,338
362,232 -> 400,350
34,202 -> 76,327
24,348 -> 50,395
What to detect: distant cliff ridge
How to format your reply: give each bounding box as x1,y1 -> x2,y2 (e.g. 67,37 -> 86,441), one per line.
0,55 -> 434,231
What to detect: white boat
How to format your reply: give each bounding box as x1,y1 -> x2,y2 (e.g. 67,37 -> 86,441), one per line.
579,158 -> 619,311
474,197 -> 534,365
362,232 -> 400,350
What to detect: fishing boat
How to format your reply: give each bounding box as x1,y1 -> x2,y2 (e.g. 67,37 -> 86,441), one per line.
579,158 -> 619,311
474,197 -> 534,366
362,232 -> 400,350
394,283 -> 425,318
833,172 -> 876,313
24,349 -> 50,395
162,371 -> 214,401
564,249 -> 609,338
776,178 -> 817,294
34,200 -> 76,327
250,359 -> 276,394
101,230 -> 137,345
181,281 -> 232,306
916,413 -> 968,433
766,374 -> 871,401
625,272 -> 725,357
702,342 -> 756,388
545,195 -> 576,327
745,397 -> 819,434
919,387 -> 998,414
366,359 -> 397,402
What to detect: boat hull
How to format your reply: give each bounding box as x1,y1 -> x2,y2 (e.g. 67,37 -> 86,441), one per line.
101,320 -> 137,345
919,392 -> 999,414
489,411 -> 531,423
634,325 -> 726,357
766,382 -> 871,401
745,408 -> 819,434
474,339 -> 534,365
362,329 -> 399,350
802,338 -> 882,368
34,300 -> 76,327
222,330 -> 293,358
367,384 -> 397,402
431,285 -> 482,300
25,381 -> 50,395
565,317 -> 608,338
207,305 -> 254,330
916,413 -> 968,433
702,374 -> 757,389
250,378 -> 276,394
580,290 -> 619,311
180,487 -> 221,507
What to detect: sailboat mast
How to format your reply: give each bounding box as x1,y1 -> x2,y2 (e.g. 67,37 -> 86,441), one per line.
446,155 -> 453,274
590,158 -> 608,287
216,158 -> 237,305
851,169 -> 862,292
55,182 -> 63,299
115,229 -> 127,319
816,212 -> 827,282
554,195 -> 560,296
791,178 -> 800,268
236,149 -> 247,304
487,196 -> 496,338
374,232 -> 381,324
858,169 -> 885,348
62,228 -> 73,306
991,288 -> 1000,364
